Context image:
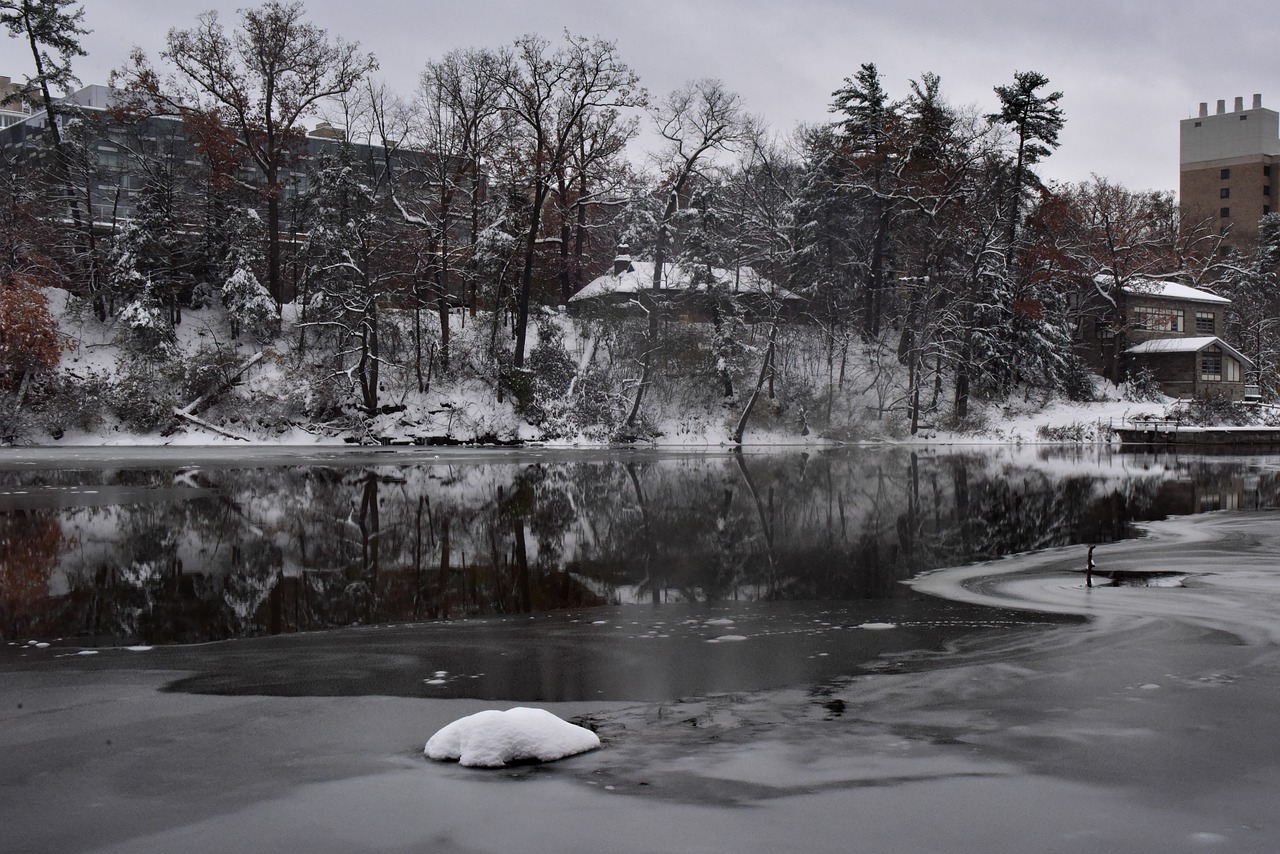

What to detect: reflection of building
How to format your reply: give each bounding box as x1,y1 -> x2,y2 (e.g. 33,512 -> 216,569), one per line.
1077,278 -> 1254,399
1179,94 -> 1278,250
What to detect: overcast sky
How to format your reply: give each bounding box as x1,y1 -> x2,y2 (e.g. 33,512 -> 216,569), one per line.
4,0 -> 1278,194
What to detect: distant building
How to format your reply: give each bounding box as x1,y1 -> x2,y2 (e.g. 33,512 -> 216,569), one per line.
0,81 -> 468,227
0,83 -> 393,225
568,248 -> 805,320
1076,277 -> 1254,400
1179,94 -> 1278,250
0,75 -> 31,127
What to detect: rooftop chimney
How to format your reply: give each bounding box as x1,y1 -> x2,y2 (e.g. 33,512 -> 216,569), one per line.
1235,96 -> 1245,112
613,245 -> 632,275
1217,99 -> 1226,115
1199,102 -> 1208,117
1254,93 -> 1263,109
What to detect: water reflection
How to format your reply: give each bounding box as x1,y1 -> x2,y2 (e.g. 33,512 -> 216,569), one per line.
2,447 -> 1278,646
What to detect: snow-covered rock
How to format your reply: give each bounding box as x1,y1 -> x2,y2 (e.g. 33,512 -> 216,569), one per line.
424,707 -> 600,768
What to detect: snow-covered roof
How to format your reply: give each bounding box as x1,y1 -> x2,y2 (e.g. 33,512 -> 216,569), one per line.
1121,279 -> 1231,305
571,260 -> 801,302
1126,335 -> 1253,367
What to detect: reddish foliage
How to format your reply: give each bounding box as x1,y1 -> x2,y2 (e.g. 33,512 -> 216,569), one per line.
0,512 -> 65,639
0,284 -> 64,392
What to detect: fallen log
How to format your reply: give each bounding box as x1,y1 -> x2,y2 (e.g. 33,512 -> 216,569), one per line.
177,351 -> 265,417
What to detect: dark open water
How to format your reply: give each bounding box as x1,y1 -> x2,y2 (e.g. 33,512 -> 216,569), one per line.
2,445 -> 1277,700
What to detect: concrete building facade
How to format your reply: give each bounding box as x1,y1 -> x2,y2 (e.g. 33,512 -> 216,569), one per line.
1179,94 -> 1280,249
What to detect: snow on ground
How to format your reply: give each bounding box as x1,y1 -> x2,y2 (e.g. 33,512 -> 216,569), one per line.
425,707 -> 601,768
28,286 -> 1231,449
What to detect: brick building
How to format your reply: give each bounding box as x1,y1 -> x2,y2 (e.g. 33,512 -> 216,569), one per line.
1179,94 -> 1279,250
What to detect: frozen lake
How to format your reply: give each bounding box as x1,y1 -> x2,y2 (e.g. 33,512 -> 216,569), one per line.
4,446 -> 1280,852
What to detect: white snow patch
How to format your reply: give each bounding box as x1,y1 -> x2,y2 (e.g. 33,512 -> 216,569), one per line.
703,618 -> 736,626
125,645 -> 153,652
425,707 -> 600,768
707,634 -> 748,643
858,622 -> 897,630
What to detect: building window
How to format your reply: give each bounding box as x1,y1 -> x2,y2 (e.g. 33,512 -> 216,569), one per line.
1195,121 -> 1203,127
1221,207 -> 1231,218
1221,168 -> 1231,179
1201,349 -> 1222,381
1221,187 -> 1231,198
1266,165 -> 1272,177
1132,305 -> 1185,333
1196,311 -> 1216,334
1266,186 -> 1272,196
1266,206 -> 1272,215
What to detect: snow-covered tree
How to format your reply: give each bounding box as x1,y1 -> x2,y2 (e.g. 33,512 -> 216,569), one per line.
302,143 -> 410,416
114,1 -> 377,306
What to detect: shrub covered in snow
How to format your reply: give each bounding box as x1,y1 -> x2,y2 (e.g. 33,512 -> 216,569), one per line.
24,368 -> 112,437
1121,367 -> 1164,403
1167,392 -> 1258,427
112,363 -> 179,433
425,707 -> 600,768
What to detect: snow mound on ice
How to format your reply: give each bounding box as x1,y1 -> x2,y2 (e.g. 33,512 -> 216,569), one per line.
425,707 -> 600,768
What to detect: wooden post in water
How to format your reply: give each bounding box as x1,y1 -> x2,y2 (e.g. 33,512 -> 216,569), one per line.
1085,545 -> 1095,588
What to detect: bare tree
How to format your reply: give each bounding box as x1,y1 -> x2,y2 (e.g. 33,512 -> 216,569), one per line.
114,1 -> 377,308
626,79 -> 749,427
393,48 -> 508,376
496,31 -> 643,371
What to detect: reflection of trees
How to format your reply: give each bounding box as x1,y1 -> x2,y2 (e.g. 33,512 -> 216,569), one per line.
4,451 -> 1278,644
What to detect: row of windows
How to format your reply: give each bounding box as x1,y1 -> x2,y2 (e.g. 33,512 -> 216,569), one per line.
1127,307 -> 1217,334
1132,305 -> 1183,332
1220,166 -> 1272,179
1218,186 -> 1271,198
1220,206 -> 1273,217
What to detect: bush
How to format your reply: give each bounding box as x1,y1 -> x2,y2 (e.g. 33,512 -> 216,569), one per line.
112,365 -> 179,434
0,393 -> 35,444
1166,392 -> 1255,426
1036,422 -> 1093,442
26,369 -> 113,436
1059,357 -> 1101,402
1121,367 -> 1164,403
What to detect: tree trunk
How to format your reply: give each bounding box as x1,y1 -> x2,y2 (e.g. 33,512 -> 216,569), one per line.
513,181 -> 548,369
732,319 -> 779,444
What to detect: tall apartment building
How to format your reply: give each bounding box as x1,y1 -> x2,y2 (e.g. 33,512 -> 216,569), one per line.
0,83 -> 442,226
1179,94 -> 1280,250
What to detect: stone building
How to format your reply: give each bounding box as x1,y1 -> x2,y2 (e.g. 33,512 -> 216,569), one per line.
1076,278 -> 1254,400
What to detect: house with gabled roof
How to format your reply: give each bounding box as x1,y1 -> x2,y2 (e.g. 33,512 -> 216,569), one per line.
568,248 -> 805,321
1075,277 -> 1254,399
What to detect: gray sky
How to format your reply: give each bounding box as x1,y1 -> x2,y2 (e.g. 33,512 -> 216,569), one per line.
4,0 -> 1278,193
